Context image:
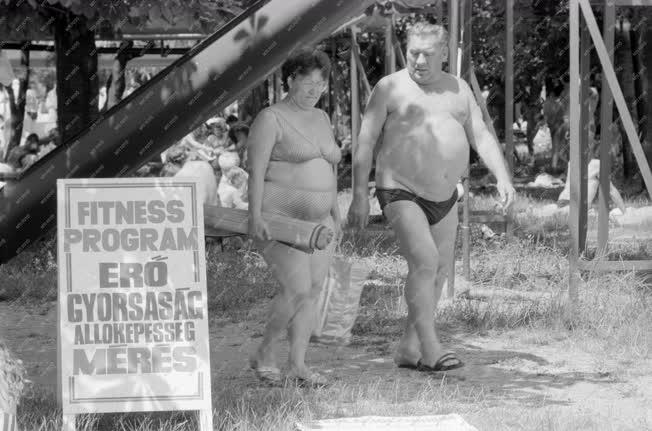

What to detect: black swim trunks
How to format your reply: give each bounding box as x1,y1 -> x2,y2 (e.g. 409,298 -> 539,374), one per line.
375,187 -> 458,225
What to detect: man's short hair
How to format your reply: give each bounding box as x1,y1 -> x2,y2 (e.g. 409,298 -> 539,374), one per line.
407,21 -> 449,47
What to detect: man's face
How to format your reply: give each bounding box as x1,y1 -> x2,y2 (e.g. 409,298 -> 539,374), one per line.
406,34 -> 447,85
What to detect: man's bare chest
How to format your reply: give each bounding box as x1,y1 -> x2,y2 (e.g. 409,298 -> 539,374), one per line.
387,90 -> 468,128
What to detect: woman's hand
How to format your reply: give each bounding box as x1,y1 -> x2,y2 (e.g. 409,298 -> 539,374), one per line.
248,215 -> 272,241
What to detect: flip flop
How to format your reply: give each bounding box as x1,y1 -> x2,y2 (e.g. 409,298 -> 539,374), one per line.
250,358 -> 282,386
416,352 -> 464,372
397,361 -> 420,370
284,371 -> 328,388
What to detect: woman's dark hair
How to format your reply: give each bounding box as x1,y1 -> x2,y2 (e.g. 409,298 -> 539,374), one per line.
281,47 -> 331,92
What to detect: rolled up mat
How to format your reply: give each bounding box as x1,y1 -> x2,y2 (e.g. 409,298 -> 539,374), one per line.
203,205 -> 333,251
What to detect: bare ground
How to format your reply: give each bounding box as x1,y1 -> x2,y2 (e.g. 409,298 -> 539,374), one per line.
2,299 -> 651,430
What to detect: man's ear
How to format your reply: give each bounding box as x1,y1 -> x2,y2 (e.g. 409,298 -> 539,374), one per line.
442,45 -> 449,62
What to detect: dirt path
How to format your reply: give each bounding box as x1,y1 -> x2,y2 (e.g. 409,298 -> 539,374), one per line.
1,301 -> 651,428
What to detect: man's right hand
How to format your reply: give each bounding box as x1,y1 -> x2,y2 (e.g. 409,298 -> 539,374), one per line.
347,195 -> 370,230
248,215 -> 271,241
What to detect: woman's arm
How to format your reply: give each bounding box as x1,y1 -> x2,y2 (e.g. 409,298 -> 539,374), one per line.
247,109 -> 278,219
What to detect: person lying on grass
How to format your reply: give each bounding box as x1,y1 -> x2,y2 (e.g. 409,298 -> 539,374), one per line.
348,21 -> 515,373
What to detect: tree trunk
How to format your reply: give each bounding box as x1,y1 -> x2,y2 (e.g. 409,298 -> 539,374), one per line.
615,18 -> 639,181
2,44 -> 29,161
54,12 -> 98,145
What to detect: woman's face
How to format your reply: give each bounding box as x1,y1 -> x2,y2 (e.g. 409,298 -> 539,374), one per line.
288,69 -> 328,109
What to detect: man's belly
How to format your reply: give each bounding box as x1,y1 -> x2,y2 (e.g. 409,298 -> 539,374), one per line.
375,119 -> 469,201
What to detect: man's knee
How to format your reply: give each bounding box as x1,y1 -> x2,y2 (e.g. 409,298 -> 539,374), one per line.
406,247 -> 439,279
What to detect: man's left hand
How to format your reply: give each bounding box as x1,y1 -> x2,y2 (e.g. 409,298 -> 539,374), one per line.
496,180 -> 516,213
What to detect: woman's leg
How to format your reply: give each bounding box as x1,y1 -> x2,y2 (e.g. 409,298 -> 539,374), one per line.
286,216 -> 334,377
252,240 -> 313,370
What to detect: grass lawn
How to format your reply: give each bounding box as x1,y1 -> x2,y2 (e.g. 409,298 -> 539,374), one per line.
1,187 -> 651,430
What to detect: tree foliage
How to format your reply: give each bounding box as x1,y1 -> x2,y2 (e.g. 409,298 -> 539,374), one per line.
0,0 -> 247,40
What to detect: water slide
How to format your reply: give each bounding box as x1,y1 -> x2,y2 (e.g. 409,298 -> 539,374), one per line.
0,0 -> 375,264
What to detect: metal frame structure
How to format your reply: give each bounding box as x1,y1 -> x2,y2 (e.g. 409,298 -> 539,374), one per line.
568,0 -> 652,300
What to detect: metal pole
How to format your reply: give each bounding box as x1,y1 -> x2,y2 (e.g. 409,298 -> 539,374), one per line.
350,26 -> 360,165
448,0 -> 459,76
579,11 -> 591,254
597,0 -> 615,256
569,0 -> 581,302
505,0 -> 514,173
461,0 -> 471,283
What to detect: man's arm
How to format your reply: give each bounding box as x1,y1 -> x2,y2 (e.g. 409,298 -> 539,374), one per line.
461,80 -> 515,209
352,77 -> 390,199
461,80 -> 511,184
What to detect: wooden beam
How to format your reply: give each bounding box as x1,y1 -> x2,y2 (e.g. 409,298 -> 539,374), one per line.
394,32 -> 406,69
578,259 -> 652,271
436,0 -> 444,24
461,0 -> 472,281
448,0 -> 459,76
579,16 -> 591,254
613,0 -> 652,5
385,18 -> 397,76
505,0 -> 515,173
579,0 -> 652,199
351,37 -> 372,97
597,0 -> 615,256
350,26 -> 360,162
569,0 -> 581,302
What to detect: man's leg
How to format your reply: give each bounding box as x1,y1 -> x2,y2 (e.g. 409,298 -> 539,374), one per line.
385,200 -> 443,368
430,203 -> 459,307
393,203 -> 459,366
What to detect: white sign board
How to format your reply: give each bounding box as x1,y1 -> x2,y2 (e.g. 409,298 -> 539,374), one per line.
57,178 -> 212,415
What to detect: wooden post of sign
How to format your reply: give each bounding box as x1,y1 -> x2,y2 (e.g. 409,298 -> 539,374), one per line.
199,409 -> 214,431
597,0 -> 615,257
350,26 -> 360,162
505,0 -> 514,174
62,414 -> 76,431
568,0 -> 581,302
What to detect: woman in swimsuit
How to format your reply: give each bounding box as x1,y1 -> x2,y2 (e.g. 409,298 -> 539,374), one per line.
247,48 -> 341,387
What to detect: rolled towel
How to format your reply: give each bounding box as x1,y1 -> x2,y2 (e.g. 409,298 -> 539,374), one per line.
204,205 -> 333,251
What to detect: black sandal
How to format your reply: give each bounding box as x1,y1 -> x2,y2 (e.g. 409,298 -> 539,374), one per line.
415,352 -> 464,372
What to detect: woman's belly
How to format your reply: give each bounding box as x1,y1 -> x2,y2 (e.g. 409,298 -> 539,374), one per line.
262,158 -> 335,221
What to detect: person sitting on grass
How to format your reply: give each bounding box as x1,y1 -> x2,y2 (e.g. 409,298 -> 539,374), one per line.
218,166 -> 248,210
247,47 -> 342,387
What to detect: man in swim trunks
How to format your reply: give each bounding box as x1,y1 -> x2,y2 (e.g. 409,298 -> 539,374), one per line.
348,21 -> 515,372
